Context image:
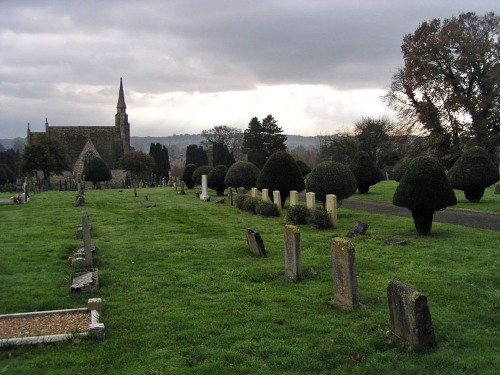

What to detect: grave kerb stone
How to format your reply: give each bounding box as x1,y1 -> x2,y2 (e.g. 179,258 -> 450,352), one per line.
284,225 -> 301,281
331,237 -> 359,309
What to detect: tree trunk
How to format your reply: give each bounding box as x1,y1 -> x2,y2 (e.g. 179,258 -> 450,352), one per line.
358,185 -> 370,194
464,188 -> 484,203
411,209 -> 434,235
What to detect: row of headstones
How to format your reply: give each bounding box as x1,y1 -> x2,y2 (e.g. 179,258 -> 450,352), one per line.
246,226 -> 436,349
70,211 -> 99,293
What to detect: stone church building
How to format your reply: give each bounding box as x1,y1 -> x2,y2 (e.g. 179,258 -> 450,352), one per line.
27,78 -> 131,187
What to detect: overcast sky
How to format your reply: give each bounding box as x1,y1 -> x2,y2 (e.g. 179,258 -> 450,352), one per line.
0,0 -> 497,139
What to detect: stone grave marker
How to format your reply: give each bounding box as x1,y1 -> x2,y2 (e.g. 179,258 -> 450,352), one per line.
251,188 -> 258,198
228,188 -> 234,206
236,187 -> 246,195
71,269 -> 99,293
71,211 -> 95,268
326,194 -> 338,228
306,192 -> 316,210
386,280 -> 436,349
273,191 -> 282,213
346,220 -> 369,238
262,189 -> 269,202
246,228 -> 267,257
284,225 -> 301,281
330,237 -> 359,309
179,181 -> 186,195
384,238 -> 407,245
200,174 -> 210,201
290,190 -> 299,206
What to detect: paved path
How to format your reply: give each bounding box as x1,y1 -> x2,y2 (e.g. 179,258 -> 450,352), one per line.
341,198 -> 500,231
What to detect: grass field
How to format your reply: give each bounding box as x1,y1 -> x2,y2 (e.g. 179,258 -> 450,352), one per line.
0,187 -> 499,374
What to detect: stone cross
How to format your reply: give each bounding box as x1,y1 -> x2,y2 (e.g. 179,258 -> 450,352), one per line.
284,225 -> 301,281
386,280 -> 436,349
290,190 -> 299,206
273,191 -> 282,213
200,174 -> 210,200
262,189 -> 269,202
251,187 -> 258,198
330,237 -> 359,309
326,194 -> 338,228
306,192 -> 316,210
246,228 -> 267,257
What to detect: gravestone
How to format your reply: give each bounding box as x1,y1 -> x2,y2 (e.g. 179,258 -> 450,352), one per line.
290,190 -> 299,206
284,225 -> 301,281
326,194 -> 338,228
246,228 -> 267,257
71,269 -> 99,293
384,238 -> 407,245
200,175 -> 210,201
236,187 -> 246,195
273,191 -> 282,213
71,211 -> 95,268
251,188 -> 258,198
228,188 -> 234,206
23,181 -> 28,204
215,198 -> 225,204
306,192 -> 316,209
261,189 -> 269,202
386,280 -> 436,349
330,237 -> 359,309
346,220 -> 369,238
179,181 -> 186,195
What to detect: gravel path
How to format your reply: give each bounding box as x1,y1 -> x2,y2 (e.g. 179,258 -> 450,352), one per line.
341,198 -> 500,231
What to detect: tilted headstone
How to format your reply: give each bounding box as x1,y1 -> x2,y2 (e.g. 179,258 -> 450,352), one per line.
71,269 -> 99,293
262,188 -> 269,202
346,220 -> 369,238
330,237 -> 359,309
306,192 -> 316,210
200,174 -> 210,201
284,225 -> 301,281
386,280 -> 436,349
326,194 -> 337,228
246,228 -> 267,257
71,211 -> 94,268
273,191 -> 282,213
290,190 -> 299,206
251,187 -> 258,198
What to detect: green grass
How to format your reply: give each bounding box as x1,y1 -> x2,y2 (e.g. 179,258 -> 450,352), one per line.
0,188 -> 499,374
355,180 -> 500,213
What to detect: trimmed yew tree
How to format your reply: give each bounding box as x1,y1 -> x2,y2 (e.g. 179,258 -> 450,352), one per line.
350,151 -> 384,193
192,165 -> 213,186
182,163 -> 197,189
393,156 -> 456,235
224,161 -> 260,191
447,146 -> 499,203
83,157 -> 112,189
306,161 -> 357,207
207,165 -> 228,196
256,151 -> 305,207
295,160 -> 311,178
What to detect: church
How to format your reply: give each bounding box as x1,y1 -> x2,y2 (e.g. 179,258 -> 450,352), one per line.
27,78 -> 131,186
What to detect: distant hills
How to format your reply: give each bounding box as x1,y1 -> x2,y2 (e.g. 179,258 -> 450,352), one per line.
0,134 -> 320,153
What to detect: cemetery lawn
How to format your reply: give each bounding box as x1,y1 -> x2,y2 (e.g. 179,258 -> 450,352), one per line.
0,188 -> 499,374
354,180 -> 500,213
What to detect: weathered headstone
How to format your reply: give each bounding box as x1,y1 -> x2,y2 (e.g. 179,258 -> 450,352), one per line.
246,228 -> 267,257
290,190 -> 299,206
236,187 -> 246,195
23,181 -> 28,204
71,269 -> 99,293
215,198 -> 225,204
71,211 -> 95,268
262,189 -> 269,202
346,220 -> 369,238
306,192 -> 316,210
284,225 -> 301,281
384,238 -> 407,245
251,187 -> 258,198
326,194 -> 338,228
200,174 -> 210,201
273,191 -> 282,213
228,188 -> 234,206
386,280 -> 436,349
330,237 -> 359,309
179,181 -> 186,195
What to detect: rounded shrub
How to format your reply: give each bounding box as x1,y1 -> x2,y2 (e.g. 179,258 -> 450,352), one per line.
83,157 -> 112,188
182,163 -> 197,189
447,146 -> 500,203
207,165 -> 228,196
255,200 -> 280,217
257,151 -> 305,207
393,156 -> 456,235
295,160 -> 311,178
306,161 -> 357,207
392,158 -> 413,182
285,205 -> 310,225
191,165 -> 213,186
307,208 -> 332,230
350,151 -> 384,193
242,196 -> 259,213
224,161 -> 260,191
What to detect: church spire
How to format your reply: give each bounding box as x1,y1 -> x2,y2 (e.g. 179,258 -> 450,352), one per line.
117,77 -> 126,110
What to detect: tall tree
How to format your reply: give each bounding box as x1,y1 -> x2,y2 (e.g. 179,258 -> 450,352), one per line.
242,115 -> 287,169
212,142 -> 235,167
201,125 -> 243,160
149,143 -> 170,183
385,12 -> 499,163
185,144 -> 208,167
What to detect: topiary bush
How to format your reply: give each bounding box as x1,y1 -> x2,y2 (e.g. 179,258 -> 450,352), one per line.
242,196 -> 259,213
295,160 -> 311,178
207,165 -> 228,196
306,161 -> 357,207
191,165 -> 213,186
224,161 -> 260,191
257,151 -> 305,207
350,151 -> 384,193
285,205 -> 310,225
447,146 -> 500,203
182,163 -> 197,189
393,156 -> 456,235
307,208 -> 332,230
392,158 -> 413,182
83,157 -> 112,189
255,200 -> 280,217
